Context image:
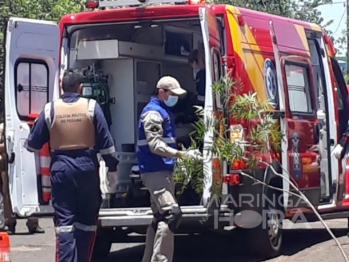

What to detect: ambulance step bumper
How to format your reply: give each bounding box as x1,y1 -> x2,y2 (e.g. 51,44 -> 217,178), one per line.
98,205 -> 230,227
99,213 -> 210,227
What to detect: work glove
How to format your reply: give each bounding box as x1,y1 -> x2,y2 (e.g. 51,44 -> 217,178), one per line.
184,149 -> 203,161
332,144 -> 344,159
317,109 -> 326,120
107,171 -> 118,191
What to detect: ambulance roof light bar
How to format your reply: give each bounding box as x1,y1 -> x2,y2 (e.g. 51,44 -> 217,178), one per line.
85,0 -> 201,9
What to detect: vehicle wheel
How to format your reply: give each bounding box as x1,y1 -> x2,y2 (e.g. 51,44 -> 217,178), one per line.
92,228 -> 113,260
247,189 -> 283,259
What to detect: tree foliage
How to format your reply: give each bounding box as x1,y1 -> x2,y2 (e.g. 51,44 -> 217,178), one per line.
292,0 -> 333,26
174,77 -> 282,196
210,0 -> 293,17
210,0 -> 333,27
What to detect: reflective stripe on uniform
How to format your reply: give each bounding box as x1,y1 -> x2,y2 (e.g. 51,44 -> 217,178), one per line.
55,223 -> 97,234
197,95 -> 205,102
100,146 -> 115,155
137,137 -> 176,146
75,222 -> 97,232
26,145 -> 40,152
40,156 -> 51,169
44,102 -> 52,130
87,99 -> 96,122
55,225 -> 74,234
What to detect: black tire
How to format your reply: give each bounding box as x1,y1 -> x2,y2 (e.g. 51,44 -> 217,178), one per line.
247,189 -> 284,259
92,228 -> 113,260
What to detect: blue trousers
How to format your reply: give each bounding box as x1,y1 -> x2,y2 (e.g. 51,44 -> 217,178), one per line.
51,156 -> 101,262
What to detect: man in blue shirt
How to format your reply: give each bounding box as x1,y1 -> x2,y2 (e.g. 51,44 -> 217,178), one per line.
188,49 -> 206,107
25,69 -> 118,262
137,76 -> 202,262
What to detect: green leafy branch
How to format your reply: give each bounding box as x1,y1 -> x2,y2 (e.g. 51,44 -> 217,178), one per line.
174,76 -> 282,197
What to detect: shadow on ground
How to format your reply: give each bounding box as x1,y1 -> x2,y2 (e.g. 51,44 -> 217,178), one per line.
98,228 -> 348,262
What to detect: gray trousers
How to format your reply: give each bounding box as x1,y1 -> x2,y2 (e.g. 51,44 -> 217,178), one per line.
141,171 -> 178,262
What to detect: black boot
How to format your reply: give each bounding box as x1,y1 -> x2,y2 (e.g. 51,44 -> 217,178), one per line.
26,218 -> 45,234
6,224 -> 15,235
5,218 -> 16,235
28,224 -> 45,234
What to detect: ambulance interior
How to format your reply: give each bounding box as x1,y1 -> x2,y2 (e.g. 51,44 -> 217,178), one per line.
67,19 -> 205,208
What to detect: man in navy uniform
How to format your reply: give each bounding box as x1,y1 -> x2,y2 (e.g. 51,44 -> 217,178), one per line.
188,49 -> 206,107
137,76 -> 202,262
25,69 -> 118,262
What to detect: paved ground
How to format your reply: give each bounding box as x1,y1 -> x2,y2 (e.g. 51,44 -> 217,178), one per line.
8,218 -> 349,262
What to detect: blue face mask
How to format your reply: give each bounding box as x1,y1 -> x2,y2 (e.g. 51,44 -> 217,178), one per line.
164,95 -> 178,107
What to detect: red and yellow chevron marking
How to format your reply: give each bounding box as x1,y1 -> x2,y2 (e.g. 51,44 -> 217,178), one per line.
225,6 -> 320,110
226,6 -> 268,105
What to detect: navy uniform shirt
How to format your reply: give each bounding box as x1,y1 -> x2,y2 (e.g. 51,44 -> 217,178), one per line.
339,123 -> 349,147
26,92 -> 118,172
196,69 -> 206,95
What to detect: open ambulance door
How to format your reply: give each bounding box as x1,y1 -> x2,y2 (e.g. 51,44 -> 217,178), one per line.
199,7 -> 223,208
269,21 -> 321,210
3,18 -> 59,216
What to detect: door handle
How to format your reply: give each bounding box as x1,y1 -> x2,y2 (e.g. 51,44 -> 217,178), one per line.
314,123 -> 320,144
330,139 -> 335,146
6,130 -> 14,143
8,153 -> 15,164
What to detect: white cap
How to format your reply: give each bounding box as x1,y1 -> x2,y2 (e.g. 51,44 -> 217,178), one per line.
156,76 -> 187,96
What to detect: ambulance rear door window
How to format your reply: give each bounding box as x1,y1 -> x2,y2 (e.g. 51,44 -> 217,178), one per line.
15,60 -> 49,119
285,63 -> 313,114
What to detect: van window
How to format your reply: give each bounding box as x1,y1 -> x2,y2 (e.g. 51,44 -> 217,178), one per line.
285,64 -> 312,114
212,50 -> 222,110
335,87 -> 344,110
308,39 -> 324,109
330,57 -> 349,135
15,61 -> 49,118
213,51 -> 221,82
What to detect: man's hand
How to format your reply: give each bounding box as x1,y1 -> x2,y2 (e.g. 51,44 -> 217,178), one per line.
183,149 -> 203,161
332,144 -> 344,159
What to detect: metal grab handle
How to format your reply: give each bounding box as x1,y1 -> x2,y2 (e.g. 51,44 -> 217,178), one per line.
6,131 -> 15,164
8,153 -> 15,164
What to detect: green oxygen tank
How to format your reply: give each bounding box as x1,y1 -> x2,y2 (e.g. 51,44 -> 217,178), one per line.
81,73 -> 112,128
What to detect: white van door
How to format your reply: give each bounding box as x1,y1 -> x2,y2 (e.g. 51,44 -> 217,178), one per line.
3,17 -> 59,216
268,21 -> 290,209
199,7 -> 222,208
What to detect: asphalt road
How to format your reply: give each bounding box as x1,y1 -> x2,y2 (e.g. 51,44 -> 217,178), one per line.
8,218 -> 349,262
